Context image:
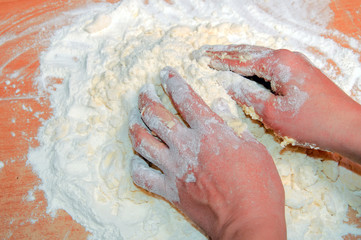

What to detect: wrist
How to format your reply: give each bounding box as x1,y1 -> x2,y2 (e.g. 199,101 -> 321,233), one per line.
310,95 -> 361,163
211,206 -> 286,240
327,101 -> 361,163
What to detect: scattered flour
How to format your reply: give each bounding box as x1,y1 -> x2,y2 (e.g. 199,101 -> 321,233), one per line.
27,0 -> 361,239
25,189 -> 36,202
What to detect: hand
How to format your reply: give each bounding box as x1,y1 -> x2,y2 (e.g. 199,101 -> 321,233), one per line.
129,67 -> 286,239
198,45 -> 361,163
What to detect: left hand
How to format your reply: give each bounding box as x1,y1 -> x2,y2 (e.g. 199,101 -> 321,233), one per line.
195,44 -> 361,162
129,67 -> 286,239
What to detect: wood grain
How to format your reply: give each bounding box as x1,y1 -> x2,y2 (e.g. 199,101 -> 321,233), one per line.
0,1 -> 91,239
0,0 -> 360,239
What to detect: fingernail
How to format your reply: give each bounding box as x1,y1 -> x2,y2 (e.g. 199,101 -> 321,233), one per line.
159,66 -> 174,82
139,83 -> 161,104
159,66 -> 178,94
159,67 -> 191,108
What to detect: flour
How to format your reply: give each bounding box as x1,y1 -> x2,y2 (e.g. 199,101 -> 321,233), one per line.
27,0 -> 361,239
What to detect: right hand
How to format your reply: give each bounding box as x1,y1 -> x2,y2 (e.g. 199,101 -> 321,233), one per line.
129,67 -> 286,240
197,45 -> 361,162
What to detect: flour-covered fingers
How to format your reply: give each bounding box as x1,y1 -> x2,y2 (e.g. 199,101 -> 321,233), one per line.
131,155 -> 167,198
138,84 -> 188,146
160,66 -> 223,130
195,45 -> 294,95
194,44 -> 272,75
219,75 -> 276,119
129,108 -> 171,171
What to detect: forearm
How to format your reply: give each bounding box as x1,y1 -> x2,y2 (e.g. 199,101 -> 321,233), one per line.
327,101 -> 361,164
213,213 -> 286,240
209,203 -> 286,240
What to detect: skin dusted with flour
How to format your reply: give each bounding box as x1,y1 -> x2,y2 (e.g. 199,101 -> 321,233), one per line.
27,0 -> 361,239
199,45 -> 361,162
129,67 -> 286,239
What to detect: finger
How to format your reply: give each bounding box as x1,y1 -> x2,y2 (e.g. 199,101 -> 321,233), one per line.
196,44 -> 292,95
193,44 -> 272,75
131,155 -> 167,198
138,83 -> 188,146
160,66 -> 224,130
129,108 -> 171,171
199,44 -> 272,74
218,74 -> 276,120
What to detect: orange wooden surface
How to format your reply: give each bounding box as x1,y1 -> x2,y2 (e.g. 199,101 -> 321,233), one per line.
0,0 -> 360,239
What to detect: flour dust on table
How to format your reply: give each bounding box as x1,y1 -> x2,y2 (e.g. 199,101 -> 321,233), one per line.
28,0 -> 361,239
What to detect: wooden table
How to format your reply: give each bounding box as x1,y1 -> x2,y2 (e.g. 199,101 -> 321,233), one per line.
0,0 -> 360,239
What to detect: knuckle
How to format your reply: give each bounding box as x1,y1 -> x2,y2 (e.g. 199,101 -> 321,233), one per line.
142,102 -> 161,117
138,92 -> 151,108
141,104 -> 155,121
274,49 -> 308,66
274,49 -> 295,61
129,126 -> 145,148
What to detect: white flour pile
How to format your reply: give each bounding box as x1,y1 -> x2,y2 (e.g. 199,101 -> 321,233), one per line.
28,0 -> 361,239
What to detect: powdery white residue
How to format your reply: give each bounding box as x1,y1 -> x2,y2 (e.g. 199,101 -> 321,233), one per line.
211,97 -> 247,138
217,71 -> 271,114
25,189 -> 36,202
84,14 -> 112,33
276,64 -> 292,84
28,218 -> 38,224
9,71 -> 20,79
185,172 -> 196,183
131,155 -> 180,203
275,85 -> 309,116
27,0 -> 361,240
0,161 -> 4,169
254,0 -> 333,27
22,104 -> 33,112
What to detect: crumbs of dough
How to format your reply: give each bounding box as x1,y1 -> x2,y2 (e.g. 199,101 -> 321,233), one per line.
280,136 -> 297,147
242,105 -> 262,121
241,105 -> 297,147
